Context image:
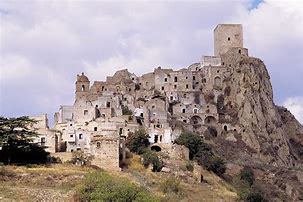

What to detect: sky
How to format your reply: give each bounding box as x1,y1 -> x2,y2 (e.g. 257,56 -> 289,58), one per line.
0,0 -> 302,124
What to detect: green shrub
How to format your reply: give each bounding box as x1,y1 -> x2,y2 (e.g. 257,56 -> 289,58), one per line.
69,151 -> 93,166
126,128 -> 150,154
240,167 -> 255,186
122,105 -> 133,115
75,171 -> 159,202
175,131 -> 206,159
195,149 -> 226,176
142,150 -> 163,172
160,177 -> 182,194
245,190 -> 266,202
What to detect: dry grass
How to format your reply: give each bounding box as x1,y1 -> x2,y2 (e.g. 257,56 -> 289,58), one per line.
0,160 -> 239,202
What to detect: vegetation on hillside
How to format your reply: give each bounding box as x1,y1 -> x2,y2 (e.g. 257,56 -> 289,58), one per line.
75,171 -> 159,201
126,128 -> 163,172
175,131 -> 226,176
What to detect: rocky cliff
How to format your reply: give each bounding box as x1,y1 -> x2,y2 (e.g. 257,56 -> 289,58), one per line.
208,52 -> 303,200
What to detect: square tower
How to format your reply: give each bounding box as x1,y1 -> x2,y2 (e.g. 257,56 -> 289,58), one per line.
214,24 -> 243,56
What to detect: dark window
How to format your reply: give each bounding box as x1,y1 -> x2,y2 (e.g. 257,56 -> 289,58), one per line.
97,142 -> 101,148
228,37 -> 230,41
41,137 -> 46,146
193,76 -> 195,80
119,128 -> 123,135
79,134 -> 83,139
106,102 -> 110,108
239,49 -> 241,54
161,86 -> 164,90
77,148 -> 81,151
154,135 -> 158,143
94,127 -> 97,131
183,120 -> 187,123
70,134 -> 73,138
170,96 -> 173,100
224,125 -> 228,131
182,109 -> 186,113
70,123 -> 72,126
174,77 -> 178,82
84,110 -> 88,115
186,84 -> 189,89
174,85 -> 177,89
164,78 -> 168,82
82,85 -> 85,91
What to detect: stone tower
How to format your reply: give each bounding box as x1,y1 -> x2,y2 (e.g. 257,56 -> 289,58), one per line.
75,72 -> 90,100
214,24 -> 243,56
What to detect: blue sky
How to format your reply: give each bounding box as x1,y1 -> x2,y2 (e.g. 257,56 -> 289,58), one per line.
0,0 -> 302,124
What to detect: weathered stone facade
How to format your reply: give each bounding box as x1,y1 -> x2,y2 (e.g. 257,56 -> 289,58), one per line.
31,24 -> 302,174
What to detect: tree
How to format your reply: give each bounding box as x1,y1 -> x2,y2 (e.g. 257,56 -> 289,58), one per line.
126,128 -> 150,154
175,131 -> 206,159
0,116 -> 45,164
142,150 -> 163,172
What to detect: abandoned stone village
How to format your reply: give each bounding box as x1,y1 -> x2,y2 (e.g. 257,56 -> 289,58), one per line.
30,24 -> 300,172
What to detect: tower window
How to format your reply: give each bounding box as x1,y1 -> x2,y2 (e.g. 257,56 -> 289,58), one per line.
182,109 -> 186,113
94,127 -> 97,131
79,134 -> 83,139
164,78 -> 168,82
193,76 -> 195,80
239,49 -> 241,54
82,85 -> 85,91
174,77 -> 178,82
84,110 -> 88,115
228,37 -> 230,41
186,84 -> 189,89
174,85 -> 177,89
106,102 -> 111,108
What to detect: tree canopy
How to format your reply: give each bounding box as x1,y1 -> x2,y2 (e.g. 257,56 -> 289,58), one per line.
0,116 -> 48,164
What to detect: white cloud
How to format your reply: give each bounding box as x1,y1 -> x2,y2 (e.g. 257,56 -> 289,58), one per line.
283,97 -> 303,124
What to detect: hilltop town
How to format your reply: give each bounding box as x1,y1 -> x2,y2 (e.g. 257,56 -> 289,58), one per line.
28,24 -> 303,200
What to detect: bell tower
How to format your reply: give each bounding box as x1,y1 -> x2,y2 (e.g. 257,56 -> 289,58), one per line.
75,72 -> 90,100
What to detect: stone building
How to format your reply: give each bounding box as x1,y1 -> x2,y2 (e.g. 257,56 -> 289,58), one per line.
32,24 -> 249,171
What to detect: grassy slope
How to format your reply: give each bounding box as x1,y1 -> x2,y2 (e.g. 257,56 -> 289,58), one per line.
0,158 -> 238,202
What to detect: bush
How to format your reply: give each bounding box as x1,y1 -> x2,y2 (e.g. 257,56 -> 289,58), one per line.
69,151 -> 93,166
122,105 -> 133,115
75,171 -> 159,202
245,190 -> 266,202
175,131 -> 206,159
204,156 -> 226,177
240,167 -> 255,186
142,150 -> 163,172
126,128 -> 150,154
160,177 -> 182,194
195,147 -> 226,176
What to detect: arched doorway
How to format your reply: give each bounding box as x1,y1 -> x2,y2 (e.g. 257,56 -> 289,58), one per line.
190,115 -> 202,125
151,145 -> 162,152
204,116 -> 216,125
